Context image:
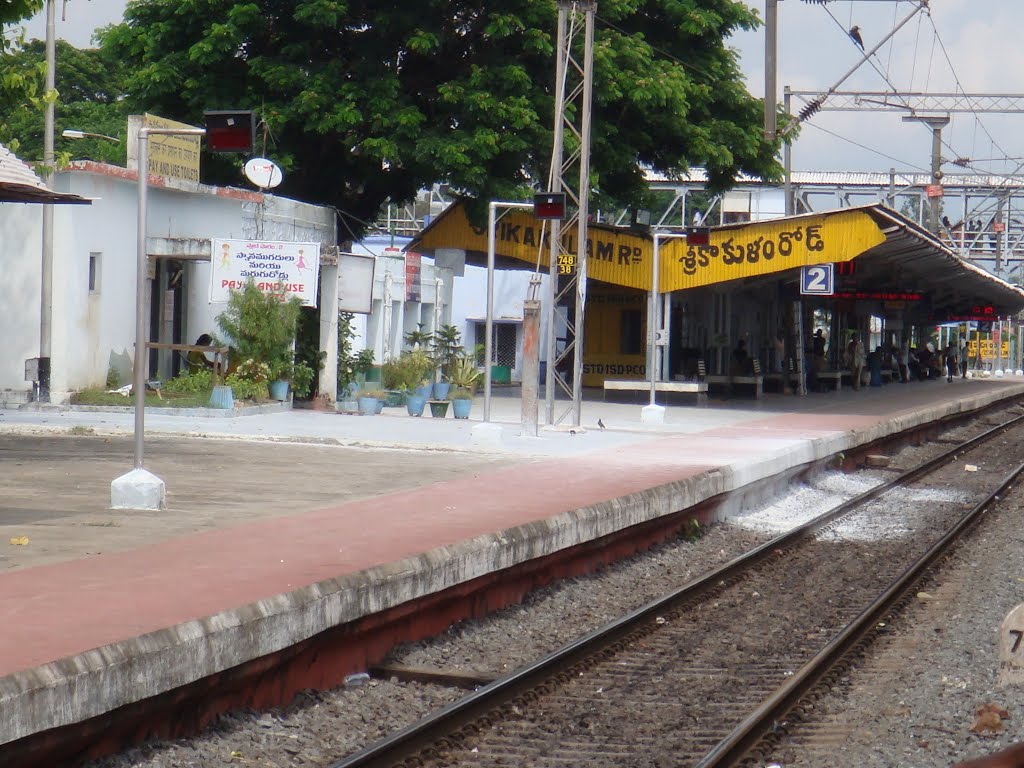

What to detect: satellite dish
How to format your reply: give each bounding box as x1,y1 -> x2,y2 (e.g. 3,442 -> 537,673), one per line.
243,158 -> 283,189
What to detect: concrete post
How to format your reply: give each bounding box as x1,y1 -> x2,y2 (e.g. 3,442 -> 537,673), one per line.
521,298 -> 541,437
319,262 -> 339,402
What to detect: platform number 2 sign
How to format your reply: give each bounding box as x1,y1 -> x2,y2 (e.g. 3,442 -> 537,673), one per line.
801,264 -> 834,296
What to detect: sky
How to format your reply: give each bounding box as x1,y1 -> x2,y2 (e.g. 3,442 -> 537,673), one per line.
12,0 -> 1024,177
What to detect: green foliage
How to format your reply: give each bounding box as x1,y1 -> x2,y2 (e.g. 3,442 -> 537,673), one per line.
404,323 -> 432,349
98,0 -> 782,235
432,324 -> 464,380
450,387 -> 473,400
0,39 -> 129,165
381,349 -> 433,391
0,1 -> 42,34
105,364 -> 120,389
290,360 -> 315,397
226,371 -> 269,401
295,305 -> 325,397
352,348 -> 375,375
162,368 -> 214,394
235,358 -> 271,382
216,282 -> 302,375
447,355 -> 480,392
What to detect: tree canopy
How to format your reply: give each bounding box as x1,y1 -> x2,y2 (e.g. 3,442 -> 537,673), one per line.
93,0 -> 781,237
0,39 -> 129,163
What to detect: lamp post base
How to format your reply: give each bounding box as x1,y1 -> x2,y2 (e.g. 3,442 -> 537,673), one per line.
641,404 -> 666,424
111,468 -> 166,510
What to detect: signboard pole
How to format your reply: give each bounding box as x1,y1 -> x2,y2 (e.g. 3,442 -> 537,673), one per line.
112,125 -> 204,511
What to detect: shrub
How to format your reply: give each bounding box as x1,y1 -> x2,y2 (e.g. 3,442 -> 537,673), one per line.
226,372 -> 268,401
163,369 -> 213,395
381,349 -> 434,391
216,282 -> 302,369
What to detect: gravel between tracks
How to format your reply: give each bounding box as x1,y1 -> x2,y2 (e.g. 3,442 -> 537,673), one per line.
87,422 -> 1024,768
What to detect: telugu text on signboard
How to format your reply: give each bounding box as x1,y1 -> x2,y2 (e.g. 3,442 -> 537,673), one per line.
209,238 -> 320,307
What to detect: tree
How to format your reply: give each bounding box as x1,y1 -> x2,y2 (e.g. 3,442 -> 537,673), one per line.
99,0 -> 783,237
0,1 -> 42,34
0,39 -> 129,163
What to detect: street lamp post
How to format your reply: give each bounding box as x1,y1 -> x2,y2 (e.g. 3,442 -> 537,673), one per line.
643,232 -> 686,424
111,125 -> 205,510
38,0 -> 56,402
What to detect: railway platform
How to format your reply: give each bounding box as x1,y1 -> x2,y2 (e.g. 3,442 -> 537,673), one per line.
2,376 -> 1024,763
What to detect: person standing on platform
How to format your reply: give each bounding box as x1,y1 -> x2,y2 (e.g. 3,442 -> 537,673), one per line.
959,336 -> 969,378
945,343 -> 958,382
812,329 -> 826,369
869,345 -> 883,387
899,339 -> 910,383
849,334 -> 866,390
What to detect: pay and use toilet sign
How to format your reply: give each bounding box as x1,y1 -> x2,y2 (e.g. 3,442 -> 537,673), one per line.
209,238 -> 320,307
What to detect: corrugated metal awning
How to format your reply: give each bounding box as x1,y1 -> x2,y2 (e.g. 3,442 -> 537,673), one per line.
855,206 -> 1024,317
0,143 -> 91,204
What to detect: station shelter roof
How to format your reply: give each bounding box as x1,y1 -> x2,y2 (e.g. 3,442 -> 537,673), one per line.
408,200 -> 1024,319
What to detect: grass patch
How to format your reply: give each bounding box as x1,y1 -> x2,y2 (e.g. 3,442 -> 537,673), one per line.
68,426 -> 95,435
70,389 -> 214,408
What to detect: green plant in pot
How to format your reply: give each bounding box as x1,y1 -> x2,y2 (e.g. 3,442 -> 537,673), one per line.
358,388 -> 386,415
450,387 -> 474,419
447,355 -> 481,393
217,282 -> 302,367
431,324 -> 463,399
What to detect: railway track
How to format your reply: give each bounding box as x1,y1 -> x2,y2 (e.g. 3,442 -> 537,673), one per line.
332,409 -> 1024,768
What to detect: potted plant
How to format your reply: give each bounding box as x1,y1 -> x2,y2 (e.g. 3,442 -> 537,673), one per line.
450,387 -> 473,419
217,282 -> 302,374
447,355 -> 481,392
428,399 -> 450,418
358,388 -> 386,415
406,390 -> 427,416
431,324 -> 463,399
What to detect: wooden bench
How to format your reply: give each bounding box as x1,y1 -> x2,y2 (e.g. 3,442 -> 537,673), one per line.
705,359 -> 764,399
603,378 -> 708,404
763,357 -> 795,393
816,369 -> 851,392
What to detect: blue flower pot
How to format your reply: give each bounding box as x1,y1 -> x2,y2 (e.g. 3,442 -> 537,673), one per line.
452,398 -> 472,419
357,396 -> 379,415
269,379 -> 289,401
415,383 -> 433,399
209,385 -> 234,409
406,393 -> 427,416
432,381 -> 451,400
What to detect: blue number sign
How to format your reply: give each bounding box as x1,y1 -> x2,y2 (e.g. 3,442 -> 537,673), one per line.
801,264 -> 834,296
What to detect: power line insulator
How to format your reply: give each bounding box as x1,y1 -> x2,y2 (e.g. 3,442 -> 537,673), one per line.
798,98 -> 824,122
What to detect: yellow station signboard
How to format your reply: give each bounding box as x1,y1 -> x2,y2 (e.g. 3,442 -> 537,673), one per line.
412,204 -> 887,292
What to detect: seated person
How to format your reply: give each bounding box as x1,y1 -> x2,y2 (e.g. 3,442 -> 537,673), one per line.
730,339 -> 751,376
187,333 -> 217,372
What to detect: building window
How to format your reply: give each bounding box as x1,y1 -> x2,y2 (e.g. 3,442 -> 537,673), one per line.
88,252 -> 101,293
473,321 -> 518,366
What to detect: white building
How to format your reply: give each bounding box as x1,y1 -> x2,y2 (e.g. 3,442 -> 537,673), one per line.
349,234 -> 548,385
0,160 -> 335,405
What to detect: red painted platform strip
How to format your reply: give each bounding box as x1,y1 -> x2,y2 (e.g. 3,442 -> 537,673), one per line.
0,442 -> 722,676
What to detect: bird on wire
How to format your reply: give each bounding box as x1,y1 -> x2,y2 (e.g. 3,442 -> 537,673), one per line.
849,25 -> 865,50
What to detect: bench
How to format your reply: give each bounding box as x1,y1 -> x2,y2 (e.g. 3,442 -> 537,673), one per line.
603,378 -> 708,404
816,369 -> 851,392
705,359 -> 764,399
763,357 -> 795,393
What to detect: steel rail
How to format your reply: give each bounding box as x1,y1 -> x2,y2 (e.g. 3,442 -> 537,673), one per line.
696,458 -> 1024,768
331,411 -> 1024,768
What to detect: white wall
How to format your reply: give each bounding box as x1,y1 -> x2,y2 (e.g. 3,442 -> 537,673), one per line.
0,164 -> 334,403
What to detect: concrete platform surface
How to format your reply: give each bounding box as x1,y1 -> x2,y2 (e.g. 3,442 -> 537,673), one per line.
1,377 -> 1023,749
